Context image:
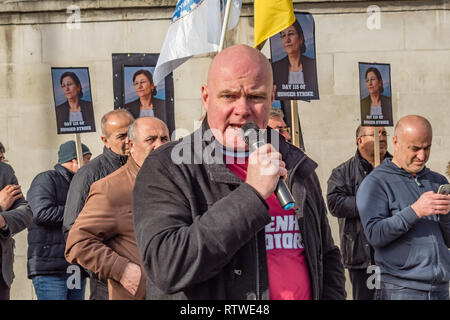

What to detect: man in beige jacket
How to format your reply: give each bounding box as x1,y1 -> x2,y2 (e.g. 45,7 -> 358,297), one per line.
65,116 -> 170,300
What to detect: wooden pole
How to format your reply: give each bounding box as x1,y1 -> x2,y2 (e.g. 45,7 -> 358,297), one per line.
374,127 -> 380,167
74,133 -> 83,169
290,100 -> 300,149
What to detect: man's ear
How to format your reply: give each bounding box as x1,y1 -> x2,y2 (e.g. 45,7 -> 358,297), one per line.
128,139 -> 135,154
201,85 -> 209,112
101,135 -> 109,148
271,84 -> 276,103
392,136 -> 398,148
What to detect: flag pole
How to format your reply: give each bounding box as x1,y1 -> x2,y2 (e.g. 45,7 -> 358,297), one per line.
219,0 -> 234,52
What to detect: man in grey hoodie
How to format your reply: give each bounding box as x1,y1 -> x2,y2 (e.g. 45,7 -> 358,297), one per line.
356,115 -> 450,300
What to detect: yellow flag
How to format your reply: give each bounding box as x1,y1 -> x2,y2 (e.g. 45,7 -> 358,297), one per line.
254,0 -> 296,49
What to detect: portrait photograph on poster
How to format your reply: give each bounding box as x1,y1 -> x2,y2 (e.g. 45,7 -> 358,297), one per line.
358,62 -> 393,127
51,67 -> 96,134
112,53 -> 175,135
270,12 -> 319,101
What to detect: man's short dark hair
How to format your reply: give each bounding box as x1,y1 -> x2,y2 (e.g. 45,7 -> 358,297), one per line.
0,142 -> 5,153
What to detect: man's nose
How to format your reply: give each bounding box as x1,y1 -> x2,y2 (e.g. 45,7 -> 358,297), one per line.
153,139 -> 165,150
233,97 -> 251,117
416,150 -> 426,160
285,132 -> 291,141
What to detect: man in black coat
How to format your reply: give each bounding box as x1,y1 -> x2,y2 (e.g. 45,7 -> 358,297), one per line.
62,109 -> 133,300
133,44 -> 345,300
0,161 -> 33,300
27,140 -> 91,300
327,125 -> 391,300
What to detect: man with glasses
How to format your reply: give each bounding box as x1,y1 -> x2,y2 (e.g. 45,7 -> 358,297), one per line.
327,125 -> 391,300
268,108 -> 291,142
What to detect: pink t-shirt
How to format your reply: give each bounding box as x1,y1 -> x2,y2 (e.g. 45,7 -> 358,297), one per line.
225,155 -> 311,300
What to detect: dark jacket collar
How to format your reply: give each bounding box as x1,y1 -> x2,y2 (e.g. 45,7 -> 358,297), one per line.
54,164 -> 74,183
356,149 -> 393,174
102,146 -> 128,167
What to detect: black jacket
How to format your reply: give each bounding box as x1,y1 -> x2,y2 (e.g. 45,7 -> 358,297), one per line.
27,164 -> 73,277
0,162 -> 33,286
326,150 -> 391,269
133,120 -> 345,300
63,146 -> 127,239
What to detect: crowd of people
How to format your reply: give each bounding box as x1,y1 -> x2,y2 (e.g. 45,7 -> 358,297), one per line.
0,45 -> 449,301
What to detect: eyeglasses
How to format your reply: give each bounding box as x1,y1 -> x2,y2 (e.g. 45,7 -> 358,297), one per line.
134,80 -> 149,87
359,131 -> 388,138
274,127 -> 291,134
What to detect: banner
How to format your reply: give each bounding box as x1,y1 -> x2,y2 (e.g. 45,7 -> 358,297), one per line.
153,0 -> 241,86
254,0 -> 295,49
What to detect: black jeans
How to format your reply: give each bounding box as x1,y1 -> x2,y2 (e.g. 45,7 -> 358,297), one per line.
89,277 -> 109,300
348,268 -> 375,300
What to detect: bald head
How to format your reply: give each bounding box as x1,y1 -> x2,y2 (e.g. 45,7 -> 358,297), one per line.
127,116 -> 168,142
128,116 -> 170,166
207,44 -> 274,90
392,115 -> 433,175
100,109 -> 134,155
394,115 -> 432,140
201,44 -> 275,151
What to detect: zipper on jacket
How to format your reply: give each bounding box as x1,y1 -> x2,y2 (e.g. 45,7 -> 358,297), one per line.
414,176 -> 422,187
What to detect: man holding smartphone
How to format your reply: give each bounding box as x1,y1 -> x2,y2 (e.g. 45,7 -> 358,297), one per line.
356,115 -> 450,300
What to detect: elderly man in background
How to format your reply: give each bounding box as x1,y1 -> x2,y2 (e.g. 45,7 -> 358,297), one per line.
0,156 -> 33,299
65,117 -> 170,300
357,115 -> 450,300
267,108 -> 291,142
327,125 -> 391,300
27,140 -> 92,300
63,108 -> 134,300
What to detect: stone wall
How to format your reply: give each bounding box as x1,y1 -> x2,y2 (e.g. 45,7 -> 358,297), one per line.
0,0 -> 449,299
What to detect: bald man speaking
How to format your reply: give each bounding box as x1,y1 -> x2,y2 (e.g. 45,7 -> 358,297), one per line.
357,115 -> 450,300
133,44 -> 345,300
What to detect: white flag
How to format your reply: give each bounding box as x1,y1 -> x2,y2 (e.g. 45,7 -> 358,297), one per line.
153,0 -> 242,87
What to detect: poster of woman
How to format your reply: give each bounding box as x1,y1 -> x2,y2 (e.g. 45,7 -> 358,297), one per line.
51,67 -> 96,134
358,62 -> 393,126
123,66 -> 166,121
270,12 -> 319,101
112,53 -> 175,135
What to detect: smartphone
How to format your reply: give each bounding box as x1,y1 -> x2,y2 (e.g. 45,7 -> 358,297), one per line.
437,184 -> 450,195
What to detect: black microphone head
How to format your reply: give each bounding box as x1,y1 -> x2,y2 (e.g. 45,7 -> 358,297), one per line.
242,123 -> 260,146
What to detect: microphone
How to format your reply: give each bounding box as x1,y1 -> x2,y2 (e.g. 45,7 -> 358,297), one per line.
242,123 -> 295,210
